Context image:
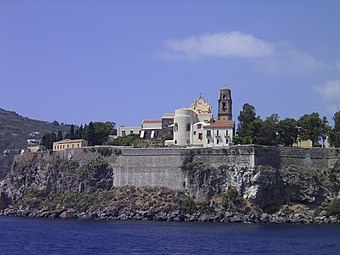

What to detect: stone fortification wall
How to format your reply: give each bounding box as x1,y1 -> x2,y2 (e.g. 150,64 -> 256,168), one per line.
15,145 -> 339,192
253,145 -> 340,169
114,148 -> 187,190
113,146 -> 256,190
112,145 -> 339,191
6,145 -> 339,212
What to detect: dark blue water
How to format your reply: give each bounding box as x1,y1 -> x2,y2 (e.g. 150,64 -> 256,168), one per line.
0,216 -> 339,254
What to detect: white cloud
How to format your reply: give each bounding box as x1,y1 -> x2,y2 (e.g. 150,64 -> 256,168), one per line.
315,80 -> 340,101
163,31 -> 274,59
315,80 -> 340,113
162,31 -> 326,73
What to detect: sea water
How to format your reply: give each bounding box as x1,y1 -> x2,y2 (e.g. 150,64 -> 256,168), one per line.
0,216 -> 339,254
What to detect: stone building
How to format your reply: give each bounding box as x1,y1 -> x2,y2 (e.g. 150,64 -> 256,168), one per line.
203,120 -> 234,147
115,87 -> 234,147
53,139 -> 88,151
166,87 -> 235,147
117,126 -> 141,137
140,120 -> 162,139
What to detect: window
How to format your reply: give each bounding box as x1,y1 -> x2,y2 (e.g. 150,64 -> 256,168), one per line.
216,130 -> 219,136
175,140 -> 177,144
174,123 -> 178,132
197,124 -> 202,129
207,139 -> 210,144
140,130 -> 145,138
223,95 -> 226,100
122,131 -> 126,137
226,130 -> 229,137
207,130 -> 211,137
193,131 -> 196,135
186,124 -> 191,131
222,102 -> 226,109
198,133 -> 203,140
216,139 -> 219,144
130,131 -> 134,134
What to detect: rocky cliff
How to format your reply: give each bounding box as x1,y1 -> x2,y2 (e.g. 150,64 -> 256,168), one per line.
0,146 -> 339,223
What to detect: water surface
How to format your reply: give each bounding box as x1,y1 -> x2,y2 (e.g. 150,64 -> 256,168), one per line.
0,216 -> 339,254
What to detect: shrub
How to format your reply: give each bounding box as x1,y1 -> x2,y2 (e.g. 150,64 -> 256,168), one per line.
327,198 -> 340,215
97,147 -> 113,157
180,195 -> 197,214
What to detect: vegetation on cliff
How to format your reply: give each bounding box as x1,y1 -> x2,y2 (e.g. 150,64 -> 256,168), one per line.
234,104 -> 340,148
0,108 -> 70,177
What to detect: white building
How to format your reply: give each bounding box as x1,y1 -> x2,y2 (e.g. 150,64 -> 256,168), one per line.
167,87 -> 235,147
140,120 -> 162,139
203,120 -> 234,147
117,126 -> 141,137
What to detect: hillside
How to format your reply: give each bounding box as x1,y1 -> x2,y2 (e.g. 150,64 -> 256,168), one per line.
0,107 -> 70,178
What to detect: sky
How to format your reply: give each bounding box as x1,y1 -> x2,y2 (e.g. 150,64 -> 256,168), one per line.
0,0 -> 340,127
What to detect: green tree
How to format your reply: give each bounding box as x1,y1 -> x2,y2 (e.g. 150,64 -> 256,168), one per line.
248,118 -> 264,144
329,111 -> 340,147
254,114 -> 279,146
237,103 -> 257,143
298,113 -> 323,147
75,125 -> 83,139
84,122 -> 95,146
82,121 -> 114,146
320,117 -> 331,147
67,124 -> 75,139
277,118 -> 298,146
111,134 -> 140,146
57,130 -> 63,141
40,132 -> 57,150
92,122 -> 115,145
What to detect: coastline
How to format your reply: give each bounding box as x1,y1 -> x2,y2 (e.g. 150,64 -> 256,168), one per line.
0,207 -> 340,224
1,205 -> 339,224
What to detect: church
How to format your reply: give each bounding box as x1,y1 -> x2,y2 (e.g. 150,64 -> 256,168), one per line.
117,87 -> 235,147
165,87 -> 235,147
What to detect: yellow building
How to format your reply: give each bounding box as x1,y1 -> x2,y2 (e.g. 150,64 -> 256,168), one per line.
53,139 -> 88,151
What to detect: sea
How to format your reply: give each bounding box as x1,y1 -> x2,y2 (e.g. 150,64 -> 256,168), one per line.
0,216 -> 339,255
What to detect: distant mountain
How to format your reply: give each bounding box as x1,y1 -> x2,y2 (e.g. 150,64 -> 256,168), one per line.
0,107 -> 71,178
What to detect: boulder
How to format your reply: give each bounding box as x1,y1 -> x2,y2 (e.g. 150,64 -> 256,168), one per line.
319,210 -> 328,217
59,209 -> 75,219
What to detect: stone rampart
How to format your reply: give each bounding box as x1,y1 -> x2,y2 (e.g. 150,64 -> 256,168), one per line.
17,145 -> 340,191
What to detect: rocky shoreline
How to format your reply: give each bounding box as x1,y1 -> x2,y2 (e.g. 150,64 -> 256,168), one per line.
1,206 -> 339,224
1,149 -> 339,225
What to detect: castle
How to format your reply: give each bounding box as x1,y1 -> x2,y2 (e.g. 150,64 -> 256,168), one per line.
118,87 -> 235,147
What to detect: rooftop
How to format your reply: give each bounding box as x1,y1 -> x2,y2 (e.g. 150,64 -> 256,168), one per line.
142,120 -> 162,124
53,139 -> 87,144
203,120 -> 235,129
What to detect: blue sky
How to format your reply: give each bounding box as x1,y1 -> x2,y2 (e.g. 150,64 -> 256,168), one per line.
1,1 -> 340,127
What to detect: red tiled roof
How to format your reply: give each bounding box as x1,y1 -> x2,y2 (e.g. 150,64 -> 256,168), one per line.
203,120 -> 235,128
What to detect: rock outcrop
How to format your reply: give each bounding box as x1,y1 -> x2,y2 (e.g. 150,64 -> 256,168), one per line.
0,146 -> 339,223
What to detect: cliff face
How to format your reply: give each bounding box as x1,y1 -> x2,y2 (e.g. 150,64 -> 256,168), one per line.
0,148 -> 117,204
0,146 -> 339,219
183,161 -> 339,213
0,107 -> 70,178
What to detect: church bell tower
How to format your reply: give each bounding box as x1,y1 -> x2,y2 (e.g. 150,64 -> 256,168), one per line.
218,87 -> 232,121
